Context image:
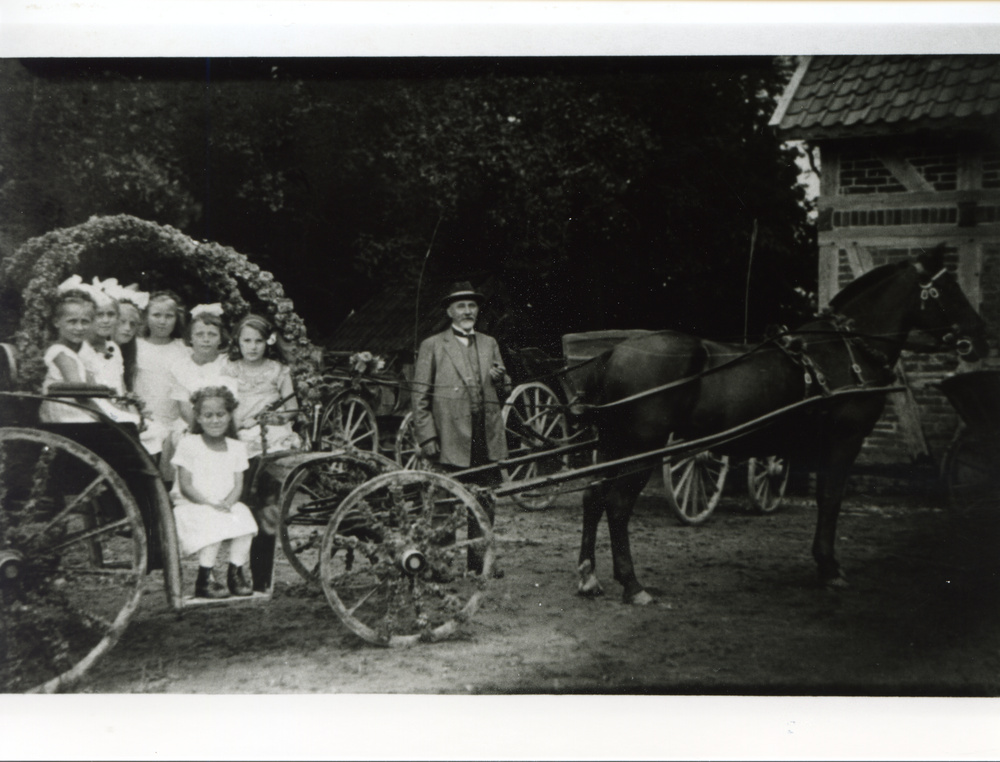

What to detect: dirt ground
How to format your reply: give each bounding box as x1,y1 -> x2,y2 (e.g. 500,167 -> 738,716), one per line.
82,478 -> 1000,696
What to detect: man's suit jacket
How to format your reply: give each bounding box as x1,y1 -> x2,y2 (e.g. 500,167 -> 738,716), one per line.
412,328 -> 508,468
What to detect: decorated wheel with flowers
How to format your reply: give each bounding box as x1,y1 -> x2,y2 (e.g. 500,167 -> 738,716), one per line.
0,427 -> 147,693
278,450 -> 395,583
319,470 -> 494,646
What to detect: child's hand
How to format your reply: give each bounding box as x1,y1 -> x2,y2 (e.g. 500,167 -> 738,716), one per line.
211,501 -> 231,513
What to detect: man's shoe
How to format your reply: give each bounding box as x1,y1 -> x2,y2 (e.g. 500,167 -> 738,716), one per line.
195,567 -> 230,599
228,564 -> 253,597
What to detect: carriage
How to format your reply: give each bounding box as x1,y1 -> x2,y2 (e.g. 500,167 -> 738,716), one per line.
1,220 -> 990,690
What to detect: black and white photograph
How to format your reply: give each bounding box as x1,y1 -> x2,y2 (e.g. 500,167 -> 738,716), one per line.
0,3 -> 998,759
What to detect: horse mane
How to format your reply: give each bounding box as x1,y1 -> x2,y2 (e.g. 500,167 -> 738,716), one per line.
828,260 -> 908,311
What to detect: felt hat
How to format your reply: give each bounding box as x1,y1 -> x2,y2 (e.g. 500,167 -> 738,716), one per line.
441,281 -> 483,307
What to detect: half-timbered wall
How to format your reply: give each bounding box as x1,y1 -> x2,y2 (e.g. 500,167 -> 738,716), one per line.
816,136 -> 1000,467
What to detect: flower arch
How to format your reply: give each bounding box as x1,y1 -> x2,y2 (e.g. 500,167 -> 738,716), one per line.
0,214 -> 321,401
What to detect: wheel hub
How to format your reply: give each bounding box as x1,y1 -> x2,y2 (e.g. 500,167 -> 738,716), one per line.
396,548 -> 427,575
0,550 -> 24,584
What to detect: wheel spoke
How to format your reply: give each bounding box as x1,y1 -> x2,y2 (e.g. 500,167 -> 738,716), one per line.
346,580 -> 387,616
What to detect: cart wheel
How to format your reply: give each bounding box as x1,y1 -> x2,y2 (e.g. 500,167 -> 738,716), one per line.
501,382 -> 569,511
278,452 -> 389,583
394,411 -> 430,471
663,449 -> 730,525
0,428 -> 146,693
319,470 -> 494,646
318,394 -> 379,453
943,429 -> 1000,516
747,456 -> 790,514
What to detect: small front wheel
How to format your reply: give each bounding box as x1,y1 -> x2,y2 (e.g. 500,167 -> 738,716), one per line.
317,394 -> 379,453
319,470 -> 494,646
747,456 -> 790,514
663,450 -> 730,525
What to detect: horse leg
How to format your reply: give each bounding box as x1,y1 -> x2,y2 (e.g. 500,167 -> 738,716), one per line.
812,440 -> 865,588
577,481 -> 606,597
606,470 -> 653,605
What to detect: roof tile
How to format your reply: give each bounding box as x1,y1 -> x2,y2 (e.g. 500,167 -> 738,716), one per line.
773,55 -> 1000,138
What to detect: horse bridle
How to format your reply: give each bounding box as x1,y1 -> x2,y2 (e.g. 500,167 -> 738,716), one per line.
914,262 -> 976,357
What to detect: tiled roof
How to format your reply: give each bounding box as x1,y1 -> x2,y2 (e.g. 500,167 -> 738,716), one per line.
323,272 -> 507,360
771,55 -> 1000,140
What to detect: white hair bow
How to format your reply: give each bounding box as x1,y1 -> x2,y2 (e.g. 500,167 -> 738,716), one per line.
109,283 -> 150,311
57,274 -> 85,292
88,276 -> 116,308
191,303 -> 224,319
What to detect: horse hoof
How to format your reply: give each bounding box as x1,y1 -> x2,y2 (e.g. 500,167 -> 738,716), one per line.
627,590 -> 654,605
577,574 -> 604,597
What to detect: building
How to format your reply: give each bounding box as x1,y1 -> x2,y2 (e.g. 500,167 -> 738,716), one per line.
771,55 -> 1000,468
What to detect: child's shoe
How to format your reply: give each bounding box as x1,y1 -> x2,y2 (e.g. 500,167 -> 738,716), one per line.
195,566 -> 230,599
227,564 -> 253,597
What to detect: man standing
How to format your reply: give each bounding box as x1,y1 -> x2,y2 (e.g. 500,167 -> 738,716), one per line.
412,282 -> 507,575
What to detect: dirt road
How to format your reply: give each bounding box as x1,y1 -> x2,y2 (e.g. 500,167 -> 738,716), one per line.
83,484 -> 999,695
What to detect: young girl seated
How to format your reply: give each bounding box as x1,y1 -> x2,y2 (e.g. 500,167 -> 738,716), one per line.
40,285 -> 103,423
109,284 -> 148,395
169,304 -> 237,427
136,290 -> 191,468
78,277 -> 141,426
170,385 -> 258,599
223,314 -> 301,458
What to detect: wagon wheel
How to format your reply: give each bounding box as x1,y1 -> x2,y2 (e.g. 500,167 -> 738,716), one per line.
747,456 -> 791,514
662,444 -> 730,525
278,452 -> 389,583
317,393 -> 379,453
500,382 -> 569,511
0,428 -> 146,693
394,411 -> 430,471
319,470 -> 494,646
942,429 -> 1000,517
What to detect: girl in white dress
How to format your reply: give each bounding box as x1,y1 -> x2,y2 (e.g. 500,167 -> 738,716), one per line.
40,287 -> 103,423
170,385 -> 258,599
78,277 -> 141,427
169,304 -> 236,427
135,290 -> 190,466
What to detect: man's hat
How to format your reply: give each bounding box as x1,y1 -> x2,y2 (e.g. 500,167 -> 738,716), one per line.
441,281 -> 484,307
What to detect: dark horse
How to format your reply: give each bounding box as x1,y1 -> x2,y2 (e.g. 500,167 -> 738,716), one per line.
575,245 -> 990,604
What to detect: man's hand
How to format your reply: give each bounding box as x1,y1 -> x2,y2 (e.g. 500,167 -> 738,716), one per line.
420,439 -> 440,459
489,362 -> 505,383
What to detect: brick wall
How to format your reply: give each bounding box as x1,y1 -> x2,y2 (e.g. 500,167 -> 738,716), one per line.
838,145 -> 959,195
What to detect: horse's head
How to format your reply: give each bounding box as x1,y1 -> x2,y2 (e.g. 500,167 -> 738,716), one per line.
910,244 -> 990,362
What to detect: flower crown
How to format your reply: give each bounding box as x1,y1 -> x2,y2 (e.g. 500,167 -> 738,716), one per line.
106,281 -> 150,311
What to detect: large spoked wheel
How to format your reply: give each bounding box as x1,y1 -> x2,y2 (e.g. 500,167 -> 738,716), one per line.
278,451 -> 391,584
942,429 -> 1000,517
394,411 -> 430,471
663,449 -> 730,525
0,428 -> 146,693
317,393 -> 379,453
501,382 -> 569,511
319,470 -> 494,646
747,456 -> 791,514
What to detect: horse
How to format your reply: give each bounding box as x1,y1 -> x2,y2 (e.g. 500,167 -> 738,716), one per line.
573,244 -> 990,604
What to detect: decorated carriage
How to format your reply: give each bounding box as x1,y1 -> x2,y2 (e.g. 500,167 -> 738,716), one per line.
0,216 -> 498,691
0,220 -> 990,692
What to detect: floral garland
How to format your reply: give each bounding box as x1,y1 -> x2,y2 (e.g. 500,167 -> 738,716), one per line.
0,214 -> 322,403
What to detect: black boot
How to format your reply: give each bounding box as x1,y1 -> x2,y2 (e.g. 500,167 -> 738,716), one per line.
249,532 -> 276,593
228,563 -> 253,596
195,566 -> 229,599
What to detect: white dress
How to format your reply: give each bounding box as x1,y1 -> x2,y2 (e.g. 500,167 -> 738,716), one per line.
168,354 -> 237,407
170,434 -> 258,556
40,344 -> 96,423
78,341 -> 141,426
135,338 -> 190,454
